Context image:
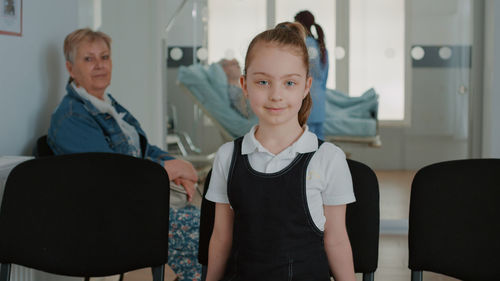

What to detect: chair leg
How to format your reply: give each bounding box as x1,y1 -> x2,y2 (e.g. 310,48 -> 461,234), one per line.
362,272 -> 375,281
118,273 -> 124,281
0,264 -> 11,281
152,265 -> 165,281
411,270 -> 423,281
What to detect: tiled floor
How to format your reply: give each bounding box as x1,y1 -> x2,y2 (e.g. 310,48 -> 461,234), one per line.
377,170 -> 415,220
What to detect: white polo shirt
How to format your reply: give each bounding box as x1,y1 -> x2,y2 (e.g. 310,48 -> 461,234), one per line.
206,126 -> 356,231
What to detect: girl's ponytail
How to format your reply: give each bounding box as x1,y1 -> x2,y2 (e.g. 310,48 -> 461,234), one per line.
298,93 -> 312,127
314,23 -> 327,65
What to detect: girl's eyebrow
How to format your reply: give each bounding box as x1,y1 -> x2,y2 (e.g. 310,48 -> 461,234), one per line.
282,73 -> 303,78
252,72 -> 303,78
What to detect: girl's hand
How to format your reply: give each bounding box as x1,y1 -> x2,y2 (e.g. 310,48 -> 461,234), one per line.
163,159 -> 198,182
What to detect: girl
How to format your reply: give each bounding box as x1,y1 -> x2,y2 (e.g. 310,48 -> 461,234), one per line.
205,22 -> 356,281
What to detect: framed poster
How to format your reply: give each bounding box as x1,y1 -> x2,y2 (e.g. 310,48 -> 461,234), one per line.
0,0 -> 22,36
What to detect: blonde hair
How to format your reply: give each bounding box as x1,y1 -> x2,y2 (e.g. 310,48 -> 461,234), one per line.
243,22 -> 312,126
64,28 -> 111,63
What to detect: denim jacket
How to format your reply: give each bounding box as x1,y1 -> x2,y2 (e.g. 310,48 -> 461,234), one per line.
48,84 -> 174,166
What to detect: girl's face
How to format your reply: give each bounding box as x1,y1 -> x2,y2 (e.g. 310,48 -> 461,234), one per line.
241,42 -> 311,129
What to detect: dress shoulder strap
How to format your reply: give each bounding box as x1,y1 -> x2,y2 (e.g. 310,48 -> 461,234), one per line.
227,137 -> 244,187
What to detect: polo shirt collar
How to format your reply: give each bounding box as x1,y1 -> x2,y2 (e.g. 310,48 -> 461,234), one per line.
241,125 -> 319,156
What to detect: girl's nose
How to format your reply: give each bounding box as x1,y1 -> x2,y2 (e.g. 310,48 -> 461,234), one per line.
269,85 -> 282,101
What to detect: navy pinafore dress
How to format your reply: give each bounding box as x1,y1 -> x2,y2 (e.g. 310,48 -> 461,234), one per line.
222,137 -> 330,281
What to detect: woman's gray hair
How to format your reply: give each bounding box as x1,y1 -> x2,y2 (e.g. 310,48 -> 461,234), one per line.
64,28 -> 111,63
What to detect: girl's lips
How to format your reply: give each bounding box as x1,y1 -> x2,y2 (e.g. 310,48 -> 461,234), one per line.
264,107 -> 286,114
265,105 -> 286,110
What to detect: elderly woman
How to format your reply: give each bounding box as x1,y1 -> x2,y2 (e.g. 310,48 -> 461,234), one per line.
48,28 -> 201,281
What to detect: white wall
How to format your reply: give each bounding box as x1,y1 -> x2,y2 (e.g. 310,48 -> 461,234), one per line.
2,0 -> 498,165
162,0 -> 225,154
333,0 -> 470,170
166,0 -> 500,169
482,0 -> 500,158
0,0 -> 78,156
0,0 -> 206,155
350,0 -> 500,168
97,0 -> 204,151
169,0 -> 499,170
99,0 -> 165,149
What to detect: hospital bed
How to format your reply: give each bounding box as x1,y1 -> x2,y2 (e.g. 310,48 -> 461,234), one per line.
177,63 -> 381,147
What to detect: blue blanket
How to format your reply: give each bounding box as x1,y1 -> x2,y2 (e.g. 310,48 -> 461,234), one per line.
178,63 -> 378,138
324,88 -> 378,137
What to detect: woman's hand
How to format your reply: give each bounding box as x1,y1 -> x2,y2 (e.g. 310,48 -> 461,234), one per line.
174,178 -> 196,202
163,159 -> 198,182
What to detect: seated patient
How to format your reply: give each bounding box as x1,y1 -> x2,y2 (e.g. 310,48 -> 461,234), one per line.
219,58 -> 254,119
48,28 -> 201,281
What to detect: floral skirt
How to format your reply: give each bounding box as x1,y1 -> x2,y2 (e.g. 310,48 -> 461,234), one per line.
168,205 -> 202,281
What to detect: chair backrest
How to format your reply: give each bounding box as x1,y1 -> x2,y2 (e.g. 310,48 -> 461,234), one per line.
346,159 -> 380,279
198,159 -> 380,280
0,153 -> 170,279
198,169 -> 214,266
408,159 -> 500,281
33,135 -> 54,157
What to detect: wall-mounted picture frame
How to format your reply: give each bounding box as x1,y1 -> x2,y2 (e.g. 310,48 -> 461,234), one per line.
0,0 -> 22,36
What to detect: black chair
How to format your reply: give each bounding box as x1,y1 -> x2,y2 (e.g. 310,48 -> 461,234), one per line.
198,159 -> 380,281
198,169 -> 214,268
345,159 -> 380,281
33,135 -> 54,157
0,153 -> 170,281
408,159 -> 500,281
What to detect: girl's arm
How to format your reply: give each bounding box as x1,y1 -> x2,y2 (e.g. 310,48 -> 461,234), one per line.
206,203 -> 234,281
323,204 -> 356,281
